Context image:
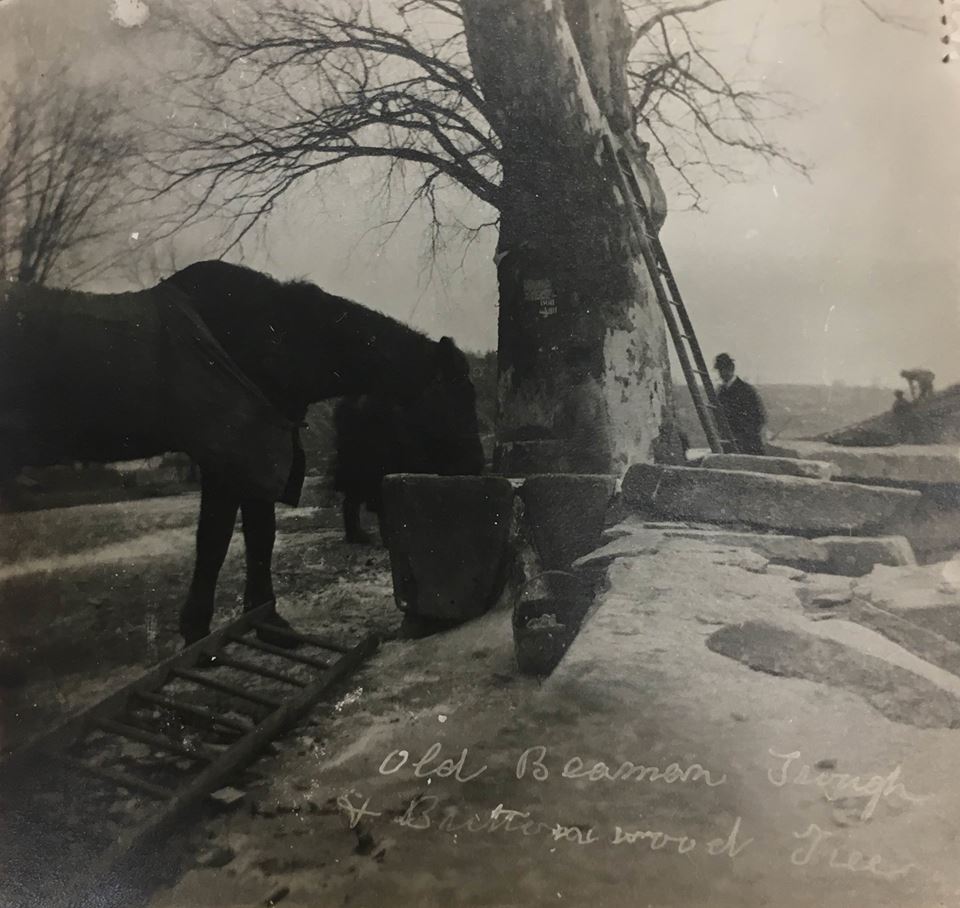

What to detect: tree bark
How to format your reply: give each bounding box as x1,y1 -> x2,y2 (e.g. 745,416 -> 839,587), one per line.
462,0 -> 681,475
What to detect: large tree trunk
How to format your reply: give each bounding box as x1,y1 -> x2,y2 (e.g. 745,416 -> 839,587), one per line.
462,0 -> 682,475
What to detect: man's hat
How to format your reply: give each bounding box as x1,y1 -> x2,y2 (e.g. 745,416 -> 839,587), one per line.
714,353 -> 735,369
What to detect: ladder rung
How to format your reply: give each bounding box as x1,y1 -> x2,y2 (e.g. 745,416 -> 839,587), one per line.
172,669 -> 282,709
134,691 -> 252,734
97,718 -> 213,762
228,633 -> 331,670
212,653 -> 306,688
250,621 -> 349,654
57,753 -> 174,801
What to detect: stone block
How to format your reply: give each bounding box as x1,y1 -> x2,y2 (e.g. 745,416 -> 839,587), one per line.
809,591 -> 853,609
579,522 -> 915,578
519,474 -> 618,571
852,561 -> 960,613
621,463 -> 921,536
844,599 -> 960,677
574,532 -> 663,568
777,441 -> 960,485
602,516 -> 694,540
765,564 -> 806,581
700,453 -> 836,480
381,475 -> 516,622
663,529 -> 825,568
816,535 -> 916,577
894,490 -> 960,564
664,530 -> 912,577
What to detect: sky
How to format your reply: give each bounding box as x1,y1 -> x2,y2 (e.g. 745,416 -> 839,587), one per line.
1,0 -> 957,388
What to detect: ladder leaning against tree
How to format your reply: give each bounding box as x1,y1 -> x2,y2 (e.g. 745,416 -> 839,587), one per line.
601,132 -> 739,455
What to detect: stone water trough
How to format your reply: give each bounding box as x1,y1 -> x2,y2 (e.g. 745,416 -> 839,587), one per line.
380,475 -> 516,624
380,472 -> 618,675
380,446 -> 951,676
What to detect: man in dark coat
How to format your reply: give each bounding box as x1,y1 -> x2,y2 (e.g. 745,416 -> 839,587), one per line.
714,353 -> 766,455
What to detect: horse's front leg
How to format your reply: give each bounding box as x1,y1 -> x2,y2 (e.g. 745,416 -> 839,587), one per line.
179,476 -> 240,645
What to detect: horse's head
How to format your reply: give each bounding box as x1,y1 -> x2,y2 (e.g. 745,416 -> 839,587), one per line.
393,336 -> 485,477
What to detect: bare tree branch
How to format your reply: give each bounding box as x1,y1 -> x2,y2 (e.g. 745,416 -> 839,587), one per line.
145,0 -> 499,251
627,3 -> 810,196
629,0 -> 729,48
851,0 -> 925,33
149,0 -> 907,250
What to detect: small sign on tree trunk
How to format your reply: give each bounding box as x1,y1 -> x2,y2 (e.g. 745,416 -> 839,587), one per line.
523,278 -> 558,318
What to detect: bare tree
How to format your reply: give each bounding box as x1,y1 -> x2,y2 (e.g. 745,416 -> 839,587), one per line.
151,0 -> 815,245
151,0 -> 918,472
0,67 -> 136,286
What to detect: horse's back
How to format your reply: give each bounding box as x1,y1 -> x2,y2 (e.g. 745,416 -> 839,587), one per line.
0,282 -> 170,469
1,281 -> 297,500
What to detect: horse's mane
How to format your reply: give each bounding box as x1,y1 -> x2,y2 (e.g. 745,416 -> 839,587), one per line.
282,277 -> 430,346
164,260 -> 469,397
184,261 -> 432,348
282,276 -> 458,387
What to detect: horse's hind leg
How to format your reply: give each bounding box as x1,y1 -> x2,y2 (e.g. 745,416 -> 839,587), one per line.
239,498 -> 276,611
342,493 -> 372,544
179,476 -> 240,645
240,499 -> 302,647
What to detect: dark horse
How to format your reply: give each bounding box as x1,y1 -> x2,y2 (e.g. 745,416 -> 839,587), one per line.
0,262 -> 483,647
330,392 -> 485,544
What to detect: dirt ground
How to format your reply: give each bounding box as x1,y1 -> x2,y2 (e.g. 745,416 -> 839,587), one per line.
5,483 -> 960,907
0,479 -> 402,755
140,529 -> 960,908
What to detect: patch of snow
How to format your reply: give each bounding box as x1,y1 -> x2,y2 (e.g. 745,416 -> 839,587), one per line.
110,0 -> 150,28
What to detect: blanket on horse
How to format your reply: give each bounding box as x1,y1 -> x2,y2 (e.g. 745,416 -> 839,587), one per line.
0,281 -> 301,502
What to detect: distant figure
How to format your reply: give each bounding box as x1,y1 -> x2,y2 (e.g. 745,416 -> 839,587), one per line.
901,368 -> 935,401
714,353 -> 766,455
891,390 -> 918,444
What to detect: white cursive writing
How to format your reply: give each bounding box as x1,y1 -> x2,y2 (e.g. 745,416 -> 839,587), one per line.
790,823 -> 917,880
515,745 -> 726,787
612,825 -> 697,853
337,790 -> 382,829
379,742 -> 488,783
767,749 -> 926,820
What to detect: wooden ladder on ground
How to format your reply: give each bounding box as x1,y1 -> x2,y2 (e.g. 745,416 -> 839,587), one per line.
601,134 -> 739,455
0,603 -> 378,908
